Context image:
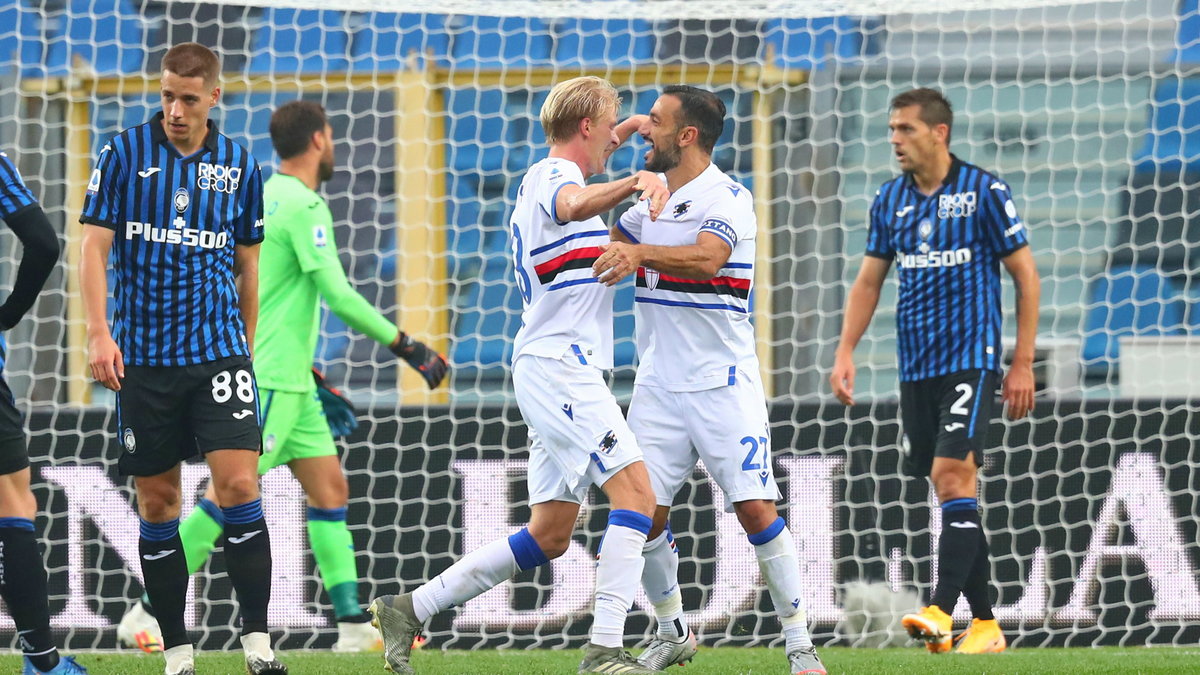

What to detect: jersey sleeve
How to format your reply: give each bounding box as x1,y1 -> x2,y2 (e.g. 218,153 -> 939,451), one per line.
290,201 -> 343,274
234,161 -> 265,245
615,202 -> 645,243
864,189 -> 895,259
980,178 -> 1029,256
699,182 -> 755,251
79,142 -> 123,230
535,161 -> 583,225
0,152 -> 38,221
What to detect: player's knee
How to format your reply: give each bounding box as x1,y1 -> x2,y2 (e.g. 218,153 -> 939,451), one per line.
308,475 -> 348,510
931,464 -> 974,501
136,487 -> 182,522
212,473 -> 260,507
647,508 -> 670,540
734,499 -> 779,535
526,528 -> 571,560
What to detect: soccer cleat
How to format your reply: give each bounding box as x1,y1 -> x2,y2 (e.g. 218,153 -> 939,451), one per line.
332,620 -> 383,653
787,647 -> 827,675
636,630 -> 698,670
901,605 -> 952,645
163,645 -> 195,675
926,634 -> 953,654
369,594 -> 423,674
22,655 -> 89,674
242,632 -> 288,674
117,601 -> 164,653
578,644 -> 657,674
954,618 -> 1007,654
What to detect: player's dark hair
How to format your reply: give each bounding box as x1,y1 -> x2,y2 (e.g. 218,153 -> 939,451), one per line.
662,85 -> 725,154
891,88 -> 953,143
270,100 -> 327,160
161,42 -> 220,86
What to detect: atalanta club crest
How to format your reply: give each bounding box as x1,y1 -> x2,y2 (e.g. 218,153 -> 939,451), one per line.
919,218 -> 933,240
123,427 -> 136,453
644,268 -> 660,290
174,188 -> 189,213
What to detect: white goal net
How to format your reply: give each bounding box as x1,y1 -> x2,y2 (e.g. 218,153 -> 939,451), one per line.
0,0 -> 1196,651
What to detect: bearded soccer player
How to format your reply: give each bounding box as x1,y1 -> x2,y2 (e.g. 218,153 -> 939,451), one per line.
79,43 -> 286,675
115,100 -> 449,653
0,153 -> 87,675
369,76 -> 669,675
593,85 -> 825,675
830,88 -> 1039,654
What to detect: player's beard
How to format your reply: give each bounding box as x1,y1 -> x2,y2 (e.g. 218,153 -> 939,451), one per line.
645,140 -> 682,173
317,156 -> 334,183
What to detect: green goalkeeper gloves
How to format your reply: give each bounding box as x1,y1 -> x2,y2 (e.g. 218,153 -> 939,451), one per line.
390,331 -> 449,389
312,367 -> 358,438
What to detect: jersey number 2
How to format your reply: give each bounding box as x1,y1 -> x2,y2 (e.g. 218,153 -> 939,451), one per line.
950,383 -> 973,416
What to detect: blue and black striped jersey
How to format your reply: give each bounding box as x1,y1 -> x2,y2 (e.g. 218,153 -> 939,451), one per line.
866,156 -> 1029,382
79,112 -> 264,367
0,151 -> 37,221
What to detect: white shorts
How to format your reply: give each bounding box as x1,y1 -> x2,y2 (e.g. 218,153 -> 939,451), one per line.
512,350 -> 643,505
628,367 -> 781,511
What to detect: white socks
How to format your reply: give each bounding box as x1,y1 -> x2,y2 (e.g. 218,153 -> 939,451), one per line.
411,528 -> 549,623
591,510 -> 652,648
642,528 -> 688,640
750,518 -> 813,653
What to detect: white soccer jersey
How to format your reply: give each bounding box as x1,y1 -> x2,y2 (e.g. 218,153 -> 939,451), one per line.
511,157 -> 614,369
617,163 -> 757,391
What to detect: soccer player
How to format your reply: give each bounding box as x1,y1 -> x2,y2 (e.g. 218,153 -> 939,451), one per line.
78,43 -> 287,675
368,76 -> 669,675
592,85 -> 826,675
116,99 -> 449,654
829,88 -> 1039,654
0,153 -> 87,675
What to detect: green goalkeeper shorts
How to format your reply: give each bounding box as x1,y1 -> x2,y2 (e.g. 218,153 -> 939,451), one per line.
257,388 -> 338,474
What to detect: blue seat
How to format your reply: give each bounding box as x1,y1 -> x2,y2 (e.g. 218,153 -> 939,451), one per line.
42,0 -> 145,76
0,2 -> 47,78
248,9 -> 349,74
445,88 -> 510,174
451,255 -> 521,368
760,17 -> 841,70
447,16 -> 553,69
553,19 -> 655,67
1133,77 -> 1200,173
1172,0 -> 1200,64
350,12 -> 449,71
1082,265 -> 1187,365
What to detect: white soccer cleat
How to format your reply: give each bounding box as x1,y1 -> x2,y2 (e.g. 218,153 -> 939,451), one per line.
636,630 -> 698,670
241,632 -> 288,674
117,601 -> 164,653
788,646 -> 827,675
332,620 -> 383,653
163,644 -> 195,675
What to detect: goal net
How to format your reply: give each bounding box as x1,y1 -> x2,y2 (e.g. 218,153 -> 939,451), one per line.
0,0 -> 1196,651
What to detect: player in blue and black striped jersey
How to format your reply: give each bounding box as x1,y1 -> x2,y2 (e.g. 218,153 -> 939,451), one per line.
0,154 -> 87,675
77,43 -> 285,675
831,88 -> 1040,655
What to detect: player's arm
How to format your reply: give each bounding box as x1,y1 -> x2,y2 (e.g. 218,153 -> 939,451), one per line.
592,232 -> 731,286
556,171 -> 669,223
309,265 -> 448,388
0,204 -> 59,329
80,224 -> 122,390
234,243 -> 259,355
608,114 -> 647,158
1001,246 -> 1039,420
830,255 -> 892,406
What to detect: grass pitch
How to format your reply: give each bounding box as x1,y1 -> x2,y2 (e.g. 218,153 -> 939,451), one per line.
6,646 -> 1198,674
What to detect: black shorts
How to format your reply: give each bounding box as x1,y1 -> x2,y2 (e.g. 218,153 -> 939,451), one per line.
116,356 -> 262,477
0,378 -> 27,475
898,369 -> 999,478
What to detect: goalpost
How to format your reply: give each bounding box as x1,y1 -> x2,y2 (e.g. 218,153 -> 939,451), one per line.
0,0 -> 1196,651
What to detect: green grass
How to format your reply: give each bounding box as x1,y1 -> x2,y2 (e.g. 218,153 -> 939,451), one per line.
7,646 -> 1200,674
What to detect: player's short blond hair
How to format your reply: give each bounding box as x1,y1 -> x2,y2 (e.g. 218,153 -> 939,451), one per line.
540,76 -> 621,145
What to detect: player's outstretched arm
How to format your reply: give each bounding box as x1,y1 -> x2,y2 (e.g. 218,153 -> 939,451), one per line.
831,255 -> 891,406
608,114 -> 648,159
309,265 -> 448,389
234,243 -> 260,355
592,232 -> 731,286
1001,246 -> 1039,419
0,204 -> 60,329
556,171 -> 669,224
80,224 -> 123,391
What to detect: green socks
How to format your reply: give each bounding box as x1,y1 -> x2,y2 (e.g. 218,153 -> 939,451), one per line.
307,506 -> 362,620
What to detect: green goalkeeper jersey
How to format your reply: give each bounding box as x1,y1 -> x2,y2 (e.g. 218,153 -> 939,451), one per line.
254,173 -> 397,393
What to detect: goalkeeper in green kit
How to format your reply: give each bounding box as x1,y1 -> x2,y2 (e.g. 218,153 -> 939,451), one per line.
117,100 -> 448,653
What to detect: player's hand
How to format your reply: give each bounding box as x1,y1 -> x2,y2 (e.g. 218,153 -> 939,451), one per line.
390,332 -> 449,389
1003,361 -> 1035,420
830,351 -> 856,406
592,241 -> 645,286
312,368 -> 358,438
88,332 -> 124,391
633,170 -> 668,221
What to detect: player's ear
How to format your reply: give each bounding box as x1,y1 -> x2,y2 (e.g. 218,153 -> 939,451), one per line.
933,122 -> 949,145
209,86 -> 221,107
678,124 -> 698,148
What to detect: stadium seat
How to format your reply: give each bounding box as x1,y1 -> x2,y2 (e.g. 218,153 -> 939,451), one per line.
553,19 -> 655,67
0,2 -> 47,78
248,8 -> 350,74
350,12 -> 450,71
41,0 -> 146,76
1133,76 -> 1200,173
760,17 -> 841,70
447,16 -> 553,69
1081,265 -> 1187,366
1172,0 -> 1200,64
451,255 -> 522,368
